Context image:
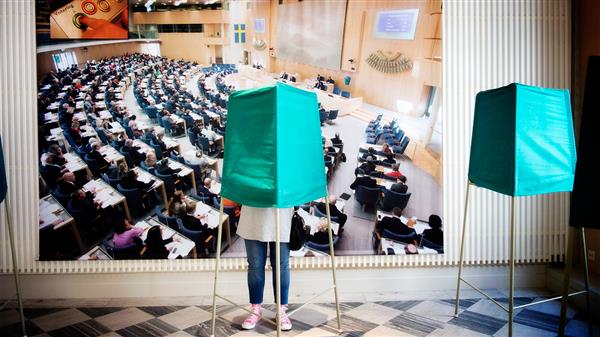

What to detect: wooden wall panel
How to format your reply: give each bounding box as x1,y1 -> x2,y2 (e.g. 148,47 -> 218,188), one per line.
132,10 -> 229,24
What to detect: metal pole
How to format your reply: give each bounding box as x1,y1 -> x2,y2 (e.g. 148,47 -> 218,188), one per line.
508,196 -> 516,337
4,199 -> 27,337
324,194 -> 342,333
210,201 -> 225,337
581,228 -> 593,337
275,208 -> 281,337
559,226 -> 575,337
454,180 -> 471,316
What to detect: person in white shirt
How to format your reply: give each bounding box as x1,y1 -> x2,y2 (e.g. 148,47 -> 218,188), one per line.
238,206 -> 294,331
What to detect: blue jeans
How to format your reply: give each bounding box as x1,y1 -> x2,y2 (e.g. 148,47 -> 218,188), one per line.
245,239 -> 290,305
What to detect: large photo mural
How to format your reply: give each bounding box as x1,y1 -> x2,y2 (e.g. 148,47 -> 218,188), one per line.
36,0 -> 443,261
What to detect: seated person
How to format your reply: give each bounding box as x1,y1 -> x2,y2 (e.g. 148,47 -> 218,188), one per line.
326,76 -> 335,84
385,163 -> 403,179
350,169 -> 378,190
421,214 -> 443,247
47,144 -> 67,166
156,158 -> 182,177
331,133 -> 343,146
107,162 -> 129,180
168,190 -> 187,217
155,131 -> 169,157
88,142 -> 110,172
65,121 -> 83,146
361,147 -> 378,160
357,156 -> 377,175
197,178 -> 219,205
142,150 -> 157,168
57,172 -> 78,195
390,175 -> 408,193
381,143 -> 394,156
127,115 -> 143,138
185,150 -> 212,177
120,169 -> 155,192
141,225 -> 180,259
307,221 -> 332,245
70,189 -> 101,218
315,195 -> 347,227
376,207 -> 417,241
181,201 -> 209,232
41,154 -> 67,188
121,139 -> 146,167
112,218 -> 144,250
381,153 -> 396,165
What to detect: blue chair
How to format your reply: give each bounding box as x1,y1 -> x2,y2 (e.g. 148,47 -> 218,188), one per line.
186,162 -> 204,184
420,237 -> 443,253
117,183 -> 144,217
393,136 -> 410,155
182,115 -> 195,130
144,106 -> 159,122
189,192 -> 211,205
154,205 -> 180,230
196,136 -> 212,156
139,161 -> 155,174
154,170 -> 176,195
381,190 -> 411,212
83,154 -> 102,177
170,152 -> 186,164
355,185 -> 381,211
150,141 -> 164,160
187,128 -> 198,145
306,236 -> 339,252
333,87 -> 341,95
213,196 -> 238,227
101,173 -> 121,189
177,218 -> 213,255
312,206 -> 339,222
341,91 -> 350,98
52,189 -> 71,208
328,110 -> 339,123
96,128 -> 108,144
119,148 -> 134,168
382,229 -> 417,245
319,110 -> 329,125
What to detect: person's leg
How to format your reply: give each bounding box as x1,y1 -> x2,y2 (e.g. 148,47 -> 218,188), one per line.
245,239 -> 267,304
243,240 -> 267,330
269,242 -> 292,330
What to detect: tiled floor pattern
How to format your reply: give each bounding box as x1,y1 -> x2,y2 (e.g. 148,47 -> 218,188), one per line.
1,295 -> 597,337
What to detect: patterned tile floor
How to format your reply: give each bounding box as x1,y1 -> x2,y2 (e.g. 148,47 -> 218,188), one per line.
0,296 -> 597,336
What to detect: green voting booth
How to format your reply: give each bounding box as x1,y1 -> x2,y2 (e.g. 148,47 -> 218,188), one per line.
454,83 -> 577,336
210,83 -> 342,336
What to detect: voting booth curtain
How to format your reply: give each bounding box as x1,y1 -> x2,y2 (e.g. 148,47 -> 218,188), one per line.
468,83 -> 577,197
220,82 -> 327,208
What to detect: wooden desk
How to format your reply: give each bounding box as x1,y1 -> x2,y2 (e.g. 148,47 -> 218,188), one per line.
167,159 -> 197,191
98,145 -> 125,164
78,245 -> 112,260
135,218 -> 196,259
83,178 -> 131,220
63,152 -> 92,179
380,237 -> 438,255
39,195 -> 85,253
133,167 -> 168,208
188,197 -> 232,250
296,208 -> 339,236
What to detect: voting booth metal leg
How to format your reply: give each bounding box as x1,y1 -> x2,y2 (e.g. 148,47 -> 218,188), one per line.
210,201 -> 225,337
559,227 -> 593,337
508,196 -> 516,337
3,199 -> 27,337
275,209 -> 282,336
324,195 -> 342,333
454,181 -> 471,317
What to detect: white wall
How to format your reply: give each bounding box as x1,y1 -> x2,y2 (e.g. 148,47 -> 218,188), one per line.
0,0 -> 572,298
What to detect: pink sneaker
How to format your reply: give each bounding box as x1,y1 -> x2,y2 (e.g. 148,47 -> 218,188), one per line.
242,304 -> 262,330
279,305 -> 292,331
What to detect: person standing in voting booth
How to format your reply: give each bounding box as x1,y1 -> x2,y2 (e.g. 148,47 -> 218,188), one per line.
237,206 -> 294,331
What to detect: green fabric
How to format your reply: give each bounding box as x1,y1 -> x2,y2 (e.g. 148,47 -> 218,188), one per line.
468,83 -> 576,196
220,82 -> 327,207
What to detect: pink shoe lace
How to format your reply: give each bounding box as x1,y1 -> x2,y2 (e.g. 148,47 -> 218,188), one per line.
242,304 -> 262,330
279,305 -> 292,331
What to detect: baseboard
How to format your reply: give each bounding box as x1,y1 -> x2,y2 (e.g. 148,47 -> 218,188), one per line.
0,265 -> 547,302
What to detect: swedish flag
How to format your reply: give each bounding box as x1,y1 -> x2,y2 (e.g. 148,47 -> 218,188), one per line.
234,24 -> 246,43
